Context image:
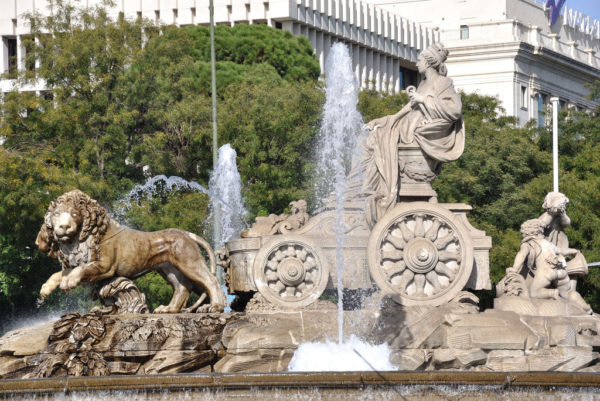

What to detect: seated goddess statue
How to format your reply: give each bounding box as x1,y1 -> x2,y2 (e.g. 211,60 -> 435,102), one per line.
359,43 -> 465,226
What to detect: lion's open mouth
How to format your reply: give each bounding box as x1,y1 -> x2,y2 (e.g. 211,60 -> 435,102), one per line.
57,234 -> 73,242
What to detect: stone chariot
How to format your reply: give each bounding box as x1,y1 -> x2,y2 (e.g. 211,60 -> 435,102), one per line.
222,142 -> 492,309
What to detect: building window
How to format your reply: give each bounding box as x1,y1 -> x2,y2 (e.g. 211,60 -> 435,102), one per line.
41,91 -> 53,101
460,25 -> 469,40
23,36 -> 36,74
400,67 -> 418,90
5,37 -> 17,77
537,94 -> 547,127
520,85 -> 528,110
275,21 -> 283,30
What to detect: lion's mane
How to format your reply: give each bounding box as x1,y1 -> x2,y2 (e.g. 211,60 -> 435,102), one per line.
38,190 -> 109,269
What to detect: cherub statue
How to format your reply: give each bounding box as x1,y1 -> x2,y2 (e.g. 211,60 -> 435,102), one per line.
502,218 -> 591,313
241,200 -> 308,238
536,192 -> 589,291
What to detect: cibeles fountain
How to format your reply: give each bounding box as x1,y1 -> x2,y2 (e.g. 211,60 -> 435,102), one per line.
1,42 -> 599,400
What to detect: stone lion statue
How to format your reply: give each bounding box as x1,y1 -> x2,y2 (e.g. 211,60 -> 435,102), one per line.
35,189 -> 226,313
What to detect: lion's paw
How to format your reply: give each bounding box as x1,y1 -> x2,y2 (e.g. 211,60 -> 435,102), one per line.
196,303 -> 225,314
154,305 -> 179,313
40,284 -> 53,298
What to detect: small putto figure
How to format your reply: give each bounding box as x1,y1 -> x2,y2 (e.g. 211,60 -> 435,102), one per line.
499,218 -> 591,314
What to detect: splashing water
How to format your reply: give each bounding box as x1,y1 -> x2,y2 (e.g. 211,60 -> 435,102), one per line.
288,335 -> 395,372
113,174 -> 213,222
208,144 -> 248,250
314,42 -> 364,344
114,153 -> 246,247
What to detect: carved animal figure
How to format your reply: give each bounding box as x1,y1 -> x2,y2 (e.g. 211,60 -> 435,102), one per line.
241,199 -> 309,237
36,190 -> 226,313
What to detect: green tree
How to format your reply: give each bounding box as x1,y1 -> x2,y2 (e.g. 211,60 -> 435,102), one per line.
1,0 -> 150,179
358,88 -> 409,123
0,147 -> 121,334
219,65 -> 324,215
0,3 -> 325,329
187,24 -> 320,82
125,24 -> 324,215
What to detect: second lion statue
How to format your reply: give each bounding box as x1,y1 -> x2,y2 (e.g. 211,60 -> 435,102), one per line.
36,189 -> 226,313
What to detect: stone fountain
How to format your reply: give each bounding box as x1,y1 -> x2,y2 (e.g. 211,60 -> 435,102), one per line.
1,42 -> 599,399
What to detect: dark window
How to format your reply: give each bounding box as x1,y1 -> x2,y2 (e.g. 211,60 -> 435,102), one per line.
460,25 -> 469,40
41,91 -> 53,101
537,95 -> 546,127
6,37 -> 17,77
275,21 -> 283,29
23,36 -> 35,73
400,66 -> 418,89
520,85 -> 528,110
559,100 -> 566,110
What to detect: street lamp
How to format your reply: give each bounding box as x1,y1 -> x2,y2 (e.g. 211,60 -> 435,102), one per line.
550,96 -> 559,192
210,0 -> 222,283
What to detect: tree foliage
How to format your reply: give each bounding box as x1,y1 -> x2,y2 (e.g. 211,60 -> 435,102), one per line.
0,147 -> 118,331
2,0 -> 600,332
0,2 -> 323,332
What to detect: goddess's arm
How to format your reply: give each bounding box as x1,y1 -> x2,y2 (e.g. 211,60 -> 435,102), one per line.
365,102 -> 413,131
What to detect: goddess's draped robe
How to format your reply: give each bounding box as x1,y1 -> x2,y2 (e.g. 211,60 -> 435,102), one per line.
359,75 -> 465,226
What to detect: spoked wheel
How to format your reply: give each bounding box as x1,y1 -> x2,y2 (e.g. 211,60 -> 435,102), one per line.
368,202 -> 473,306
252,235 -> 329,308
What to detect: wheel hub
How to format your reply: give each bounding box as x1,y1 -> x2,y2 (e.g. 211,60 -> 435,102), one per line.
405,237 -> 438,274
278,257 -> 306,286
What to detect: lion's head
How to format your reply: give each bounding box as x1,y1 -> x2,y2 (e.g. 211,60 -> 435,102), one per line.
36,190 -> 109,267
542,192 -> 569,216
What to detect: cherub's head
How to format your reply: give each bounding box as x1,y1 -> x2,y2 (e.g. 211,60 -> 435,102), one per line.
520,218 -> 544,238
289,200 -> 307,215
542,192 -> 569,216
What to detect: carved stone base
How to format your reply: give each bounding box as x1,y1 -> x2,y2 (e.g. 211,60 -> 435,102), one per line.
370,295 -> 600,372
2,303 -> 599,378
494,296 -> 591,317
0,312 -> 237,379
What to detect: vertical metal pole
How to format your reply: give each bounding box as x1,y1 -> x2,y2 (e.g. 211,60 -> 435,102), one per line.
550,97 -> 559,193
210,0 -> 222,283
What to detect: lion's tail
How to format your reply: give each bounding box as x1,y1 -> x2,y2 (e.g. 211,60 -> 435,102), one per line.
187,233 -> 217,275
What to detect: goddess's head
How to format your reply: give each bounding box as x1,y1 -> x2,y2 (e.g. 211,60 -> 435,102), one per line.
417,43 -> 449,76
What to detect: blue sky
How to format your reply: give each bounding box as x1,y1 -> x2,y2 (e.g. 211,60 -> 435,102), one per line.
564,0 -> 600,20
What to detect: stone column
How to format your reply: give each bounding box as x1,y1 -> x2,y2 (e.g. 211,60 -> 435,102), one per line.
567,40 -> 578,58
584,48 -> 596,67
548,33 -> 559,51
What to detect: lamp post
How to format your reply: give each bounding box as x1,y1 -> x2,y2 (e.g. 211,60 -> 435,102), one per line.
210,0 -> 222,283
550,97 -> 559,192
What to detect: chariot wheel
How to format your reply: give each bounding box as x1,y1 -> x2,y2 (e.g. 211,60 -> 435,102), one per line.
252,235 -> 330,308
367,202 -> 473,306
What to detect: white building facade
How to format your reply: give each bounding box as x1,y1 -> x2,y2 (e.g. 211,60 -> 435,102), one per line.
1,0 -> 599,125
0,0 -> 438,94
367,0 -> 600,124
